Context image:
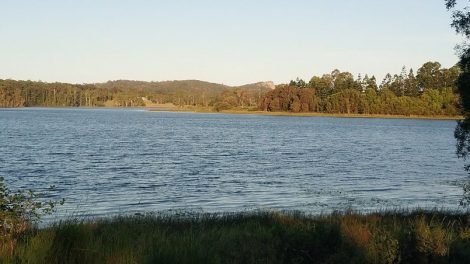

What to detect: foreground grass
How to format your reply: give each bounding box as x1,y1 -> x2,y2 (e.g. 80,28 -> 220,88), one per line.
3,210 -> 470,264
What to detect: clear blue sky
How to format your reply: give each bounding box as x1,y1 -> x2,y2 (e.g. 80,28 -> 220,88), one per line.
0,0 -> 461,85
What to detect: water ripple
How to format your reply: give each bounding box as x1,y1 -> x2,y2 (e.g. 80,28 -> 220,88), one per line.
0,108 -> 466,219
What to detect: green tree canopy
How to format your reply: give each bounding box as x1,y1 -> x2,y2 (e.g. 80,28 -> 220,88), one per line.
447,0 -> 470,206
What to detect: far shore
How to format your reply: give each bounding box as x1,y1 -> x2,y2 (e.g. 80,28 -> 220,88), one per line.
1,105 -> 463,120
147,105 -> 464,120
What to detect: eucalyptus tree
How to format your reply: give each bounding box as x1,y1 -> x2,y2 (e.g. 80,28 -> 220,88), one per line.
417,62 -> 443,91
446,0 -> 470,206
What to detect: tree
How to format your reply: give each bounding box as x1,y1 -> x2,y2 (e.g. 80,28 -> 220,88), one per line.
289,78 -> 307,88
447,0 -> 470,206
333,71 -> 357,93
417,62 -> 443,91
389,67 -> 408,97
363,75 -> 379,92
298,88 -> 315,112
380,73 -> 393,91
442,65 -> 461,91
405,69 -> 419,96
364,86 -> 379,114
310,74 -> 334,99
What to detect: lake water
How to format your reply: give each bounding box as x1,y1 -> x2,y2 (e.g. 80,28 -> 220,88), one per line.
0,108 -> 467,218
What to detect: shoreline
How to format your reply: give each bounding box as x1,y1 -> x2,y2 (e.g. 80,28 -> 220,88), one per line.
148,106 -> 464,120
3,210 -> 470,263
1,106 -> 463,120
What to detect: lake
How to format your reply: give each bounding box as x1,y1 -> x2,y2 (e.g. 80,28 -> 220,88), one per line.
0,108 -> 467,218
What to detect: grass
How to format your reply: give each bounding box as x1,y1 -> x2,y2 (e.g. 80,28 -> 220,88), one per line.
2,210 -> 470,263
214,110 -> 464,120
19,105 -> 463,120
148,106 -> 464,120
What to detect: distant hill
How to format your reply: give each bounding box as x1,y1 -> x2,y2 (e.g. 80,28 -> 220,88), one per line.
98,80 -> 227,94
97,79 -> 274,95
93,79 -> 276,107
94,79 -> 274,106
0,78 -> 275,108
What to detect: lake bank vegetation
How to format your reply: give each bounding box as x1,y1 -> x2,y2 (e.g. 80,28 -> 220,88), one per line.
1,210 -> 470,264
0,61 -> 462,117
0,79 -> 272,109
3,178 -> 468,264
257,62 -> 460,116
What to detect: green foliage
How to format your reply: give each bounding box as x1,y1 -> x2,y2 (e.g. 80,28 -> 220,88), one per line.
0,80 -> 114,107
2,211 -> 470,263
260,62 -> 461,116
0,79 -> 272,109
260,85 -> 318,113
289,78 -> 307,88
211,86 -> 266,111
447,0 -> 470,207
0,61 -> 461,117
0,177 -> 63,257
455,118 -> 470,206
212,101 -> 233,112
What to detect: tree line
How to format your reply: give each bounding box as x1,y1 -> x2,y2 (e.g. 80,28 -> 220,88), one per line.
0,79 -> 144,108
0,79 -> 271,108
259,62 -> 461,116
0,61 -> 462,116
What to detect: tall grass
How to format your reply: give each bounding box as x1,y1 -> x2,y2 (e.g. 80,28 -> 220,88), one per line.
2,210 -> 470,263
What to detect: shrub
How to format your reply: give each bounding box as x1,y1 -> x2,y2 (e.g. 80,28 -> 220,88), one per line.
0,177 -> 63,256
414,216 -> 451,260
212,102 -> 233,112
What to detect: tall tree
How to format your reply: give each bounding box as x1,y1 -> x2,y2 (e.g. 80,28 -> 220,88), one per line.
310,74 -> 334,99
417,62 -> 443,91
380,73 -> 393,90
405,69 -> 419,96
363,75 -> 379,92
447,0 -> 470,206
333,71 -> 358,93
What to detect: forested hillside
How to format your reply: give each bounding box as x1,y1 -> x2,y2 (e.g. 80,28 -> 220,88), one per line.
0,79 -> 273,108
0,61 -> 462,116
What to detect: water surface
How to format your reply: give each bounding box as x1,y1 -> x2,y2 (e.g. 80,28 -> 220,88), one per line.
0,108 -> 466,218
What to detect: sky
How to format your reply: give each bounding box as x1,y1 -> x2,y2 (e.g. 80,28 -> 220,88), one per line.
0,0 -> 463,86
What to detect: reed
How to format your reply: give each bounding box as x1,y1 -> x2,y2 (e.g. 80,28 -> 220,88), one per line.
2,209 -> 470,263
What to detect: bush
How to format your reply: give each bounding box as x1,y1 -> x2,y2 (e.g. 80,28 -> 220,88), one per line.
0,177 -> 63,256
212,102 -> 233,112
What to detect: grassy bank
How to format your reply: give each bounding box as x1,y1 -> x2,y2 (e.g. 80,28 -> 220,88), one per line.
149,106 -> 463,120
216,110 -> 464,120
2,210 -> 470,263
4,106 -> 462,120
